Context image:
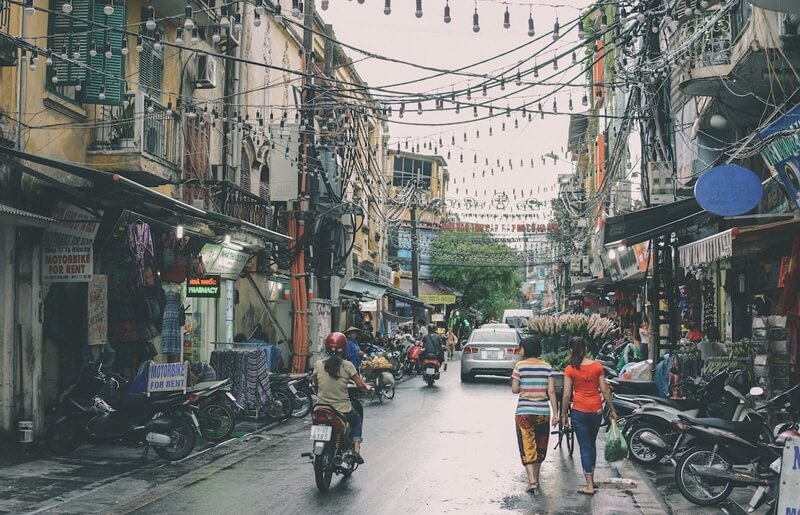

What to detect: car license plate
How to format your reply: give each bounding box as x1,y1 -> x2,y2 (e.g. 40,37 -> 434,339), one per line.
225,391 -> 236,401
481,350 -> 499,360
426,367 -> 436,375
310,425 -> 332,441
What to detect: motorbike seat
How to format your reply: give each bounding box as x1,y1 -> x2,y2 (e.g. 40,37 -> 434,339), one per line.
650,398 -> 700,411
681,416 -> 763,443
188,380 -> 229,393
269,373 -> 291,383
312,404 -> 350,435
609,380 -> 660,396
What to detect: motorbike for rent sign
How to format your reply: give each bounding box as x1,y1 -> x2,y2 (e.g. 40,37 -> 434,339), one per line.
42,245 -> 93,282
778,435 -> 800,513
147,362 -> 189,393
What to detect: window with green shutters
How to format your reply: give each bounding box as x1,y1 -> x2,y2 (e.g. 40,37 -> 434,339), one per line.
139,29 -> 163,100
84,0 -> 126,105
47,0 -> 91,101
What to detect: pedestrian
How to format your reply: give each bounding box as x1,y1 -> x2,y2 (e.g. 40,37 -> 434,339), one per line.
511,336 -> 558,493
446,328 -> 457,360
344,327 -> 365,371
417,319 -> 428,339
561,336 -> 617,496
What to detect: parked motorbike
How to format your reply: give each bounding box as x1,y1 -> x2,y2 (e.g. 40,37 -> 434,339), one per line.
406,342 -> 424,375
46,361 -> 199,461
669,385 -> 800,509
422,354 -> 442,387
190,379 -> 239,442
268,373 -> 303,421
301,385 -> 364,491
622,369 -> 768,465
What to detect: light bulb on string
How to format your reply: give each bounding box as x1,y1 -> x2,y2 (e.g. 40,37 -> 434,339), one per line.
45,50 -> 53,66
582,93 -> 588,106
291,0 -> 300,18
255,0 -> 264,15
104,42 -> 112,58
275,1 -> 283,20
473,5 -> 480,33
62,0 -> 73,13
153,33 -> 162,52
568,95 -> 573,110
145,5 -> 156,31
473,105 -> 478,117
212,28 -> 221,44
417,101 -> 423,115
254,13 -> 262,26
503,4 -> 510,29
89,41 -> 97,57
578,17 -> 585,39
176,28 -> 184,45
528,10 -> 535,37
552,99 -> 557,113
463,132 -> 467,142
572,50 -> 577,65
190,28 -> 199,45
415,0 -> 423,18
553,16 -> 559,40
455,103 -> 460,114
444,1 -> 450,23
500,76 -> 506,91
482,83 -> 487,96
103,0 -> 114,16
234,13 -> 243,33
533,61 -> 539,78
321,0 -> 329,10
515,69 -> 521,86
121,37 -> 129,54
466,86 -> 471,100
553,52 -> 558,70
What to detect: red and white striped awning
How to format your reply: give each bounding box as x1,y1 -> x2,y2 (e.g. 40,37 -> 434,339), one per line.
678,229 -> 734,268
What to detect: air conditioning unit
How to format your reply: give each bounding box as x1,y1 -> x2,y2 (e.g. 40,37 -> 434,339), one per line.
648,161 -> 675,206
196,55 -> 217,89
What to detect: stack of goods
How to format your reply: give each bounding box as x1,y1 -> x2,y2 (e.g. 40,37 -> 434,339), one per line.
362,356 -> 393,371
528,314 -> 618,354
210,349 -> 273,410
752,316 -> 790,396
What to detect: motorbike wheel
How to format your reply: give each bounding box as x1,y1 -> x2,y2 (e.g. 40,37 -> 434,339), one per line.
393,367 -> 405,381
425,377 -> 434,387
154,416 -> 197,461
565,424 -> 575,457
266,389 -> 294,422
384,385 -> 396,399
314,444 -> 335,492
627,423 -> 667,465
675,446 -> 735,506
46,417 -> 82,455
291,391 -> 313,419
198,402 -> 236,442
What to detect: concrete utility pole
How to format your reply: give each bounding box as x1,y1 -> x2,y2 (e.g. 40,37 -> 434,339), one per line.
410,195 -> 420,334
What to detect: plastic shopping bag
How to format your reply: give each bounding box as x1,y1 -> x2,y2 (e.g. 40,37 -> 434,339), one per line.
604,420 -> 629,462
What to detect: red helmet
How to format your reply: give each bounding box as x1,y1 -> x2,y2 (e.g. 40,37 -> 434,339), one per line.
325,332 -> 347,353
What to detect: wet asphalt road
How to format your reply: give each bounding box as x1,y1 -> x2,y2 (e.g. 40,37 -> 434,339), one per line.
132,359 -> 648,515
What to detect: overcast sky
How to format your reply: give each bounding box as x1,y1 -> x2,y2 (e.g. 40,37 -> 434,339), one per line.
319,0 -> 593,222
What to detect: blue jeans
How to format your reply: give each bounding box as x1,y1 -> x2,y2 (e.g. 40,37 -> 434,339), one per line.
571,409 -> 603,474
344,409 -> 363,443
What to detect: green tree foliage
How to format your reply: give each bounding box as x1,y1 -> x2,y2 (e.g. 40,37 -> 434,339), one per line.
430,232 -> 524,319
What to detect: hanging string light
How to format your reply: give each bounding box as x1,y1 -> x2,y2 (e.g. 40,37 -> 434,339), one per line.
383,0 -> 391,15
275,1 -> 283,20
528,8 -> 535,37
552,15 -> 560,40
145,4 -> 157,31
443,0 -> 451,23
503,4 -> 510,29
553,51 -> 558,70
62,0 -> 73,13
472,2 -> 480,33
415,0 -> 423,18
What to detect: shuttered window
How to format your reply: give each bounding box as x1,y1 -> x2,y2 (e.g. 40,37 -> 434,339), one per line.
84,0 -> 126,105
47,0 -> 91,101
138,13 -> 163,100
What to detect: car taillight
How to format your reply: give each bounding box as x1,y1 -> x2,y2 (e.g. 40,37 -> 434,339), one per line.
187,393 -> 199,404
463,346 -> 478,354
506,348 -> 521,355
671,420 -> 690,433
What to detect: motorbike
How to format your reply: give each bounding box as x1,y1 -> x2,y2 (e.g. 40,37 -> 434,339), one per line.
287,372 -> 316,418
301,384 -> 364,491
46,361 -> 199,461
422,354 -> 442,387
267,373 -> 304,421
190,379 -> 239,442
406,342 -> 425,375
670,385 -> 800,509
622,369 -> 768,465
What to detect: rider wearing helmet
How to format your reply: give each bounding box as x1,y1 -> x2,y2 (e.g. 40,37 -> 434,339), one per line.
313,332 -> 372,463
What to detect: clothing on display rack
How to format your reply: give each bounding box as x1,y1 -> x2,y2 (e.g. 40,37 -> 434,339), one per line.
127,220 -> 155,287
160,291 -> 183,356
210,349 -> 274,411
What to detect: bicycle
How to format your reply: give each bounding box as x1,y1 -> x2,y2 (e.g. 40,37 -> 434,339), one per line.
363,366 -> 395,403
550,372 -> 575,456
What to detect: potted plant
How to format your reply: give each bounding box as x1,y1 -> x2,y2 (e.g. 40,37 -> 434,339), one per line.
109,97 -> 136,150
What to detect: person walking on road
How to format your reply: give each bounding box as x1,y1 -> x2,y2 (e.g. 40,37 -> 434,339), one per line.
511,336 -> 558,493
561,336 -> 617,496
446,328 -> 457,360
344,327 -> 365,371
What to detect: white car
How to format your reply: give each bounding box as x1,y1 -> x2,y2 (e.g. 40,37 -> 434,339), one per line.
460,328 -> 521,382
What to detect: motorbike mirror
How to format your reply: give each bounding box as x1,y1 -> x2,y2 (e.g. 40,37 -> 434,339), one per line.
749,386 -> 765,397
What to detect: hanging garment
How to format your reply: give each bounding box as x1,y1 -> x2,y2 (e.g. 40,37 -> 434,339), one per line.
210,349 -> 274,411
160,291 -> 183,355
127,221 -> 155,287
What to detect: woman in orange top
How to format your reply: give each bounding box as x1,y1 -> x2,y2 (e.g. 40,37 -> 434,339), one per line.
561,336 -> 617,496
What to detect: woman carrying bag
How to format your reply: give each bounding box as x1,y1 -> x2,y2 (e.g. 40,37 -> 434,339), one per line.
561,336 -> 617,496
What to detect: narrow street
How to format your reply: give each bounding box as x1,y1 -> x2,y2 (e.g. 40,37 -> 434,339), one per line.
130,360 -> 653,515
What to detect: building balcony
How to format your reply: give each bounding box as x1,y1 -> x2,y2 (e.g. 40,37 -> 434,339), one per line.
678,11 -> 735,96
86,91 -> 181,185
209,180 -> 272,229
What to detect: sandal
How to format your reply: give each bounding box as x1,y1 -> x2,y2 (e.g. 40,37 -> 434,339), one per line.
526,483 -> 537,493
577,488 -> 595,496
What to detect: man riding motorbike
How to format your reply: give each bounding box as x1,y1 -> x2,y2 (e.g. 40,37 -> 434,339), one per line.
313,332 -> 372,463
422,325 -> 446,372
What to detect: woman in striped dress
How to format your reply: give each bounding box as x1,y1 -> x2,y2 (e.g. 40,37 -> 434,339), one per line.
511,336 -> 559,493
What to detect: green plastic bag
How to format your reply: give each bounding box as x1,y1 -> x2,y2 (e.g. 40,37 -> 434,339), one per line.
604,420 -> 628,462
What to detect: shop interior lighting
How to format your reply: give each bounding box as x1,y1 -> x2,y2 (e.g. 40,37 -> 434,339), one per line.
176,225 -> 184,239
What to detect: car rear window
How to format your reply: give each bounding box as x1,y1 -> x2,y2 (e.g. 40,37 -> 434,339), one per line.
469,330 -> 518,343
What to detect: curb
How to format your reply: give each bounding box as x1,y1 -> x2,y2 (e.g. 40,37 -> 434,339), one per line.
611,456 -> 670,515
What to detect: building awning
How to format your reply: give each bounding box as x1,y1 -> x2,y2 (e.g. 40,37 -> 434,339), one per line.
679,218 -> 800,268
0,146 -> 291,243
382,311 -> 413,324
385,286 -> 426,307
398,278 -> 461,297
604,198 -> 705,247
0,202 -> 56,227
340,278 -> 387,300
679,229 -> 734,268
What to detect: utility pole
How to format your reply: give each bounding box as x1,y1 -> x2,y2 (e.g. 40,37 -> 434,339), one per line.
410,186 -> 420,335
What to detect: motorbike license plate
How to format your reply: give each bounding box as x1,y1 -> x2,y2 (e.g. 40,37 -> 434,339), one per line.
426,367 -> 436,375
310,425 -> 332,442
225,391 -> 236,401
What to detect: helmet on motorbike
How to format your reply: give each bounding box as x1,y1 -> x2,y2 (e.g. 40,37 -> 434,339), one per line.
728,369 -> 753,394
325,332 -> 347,353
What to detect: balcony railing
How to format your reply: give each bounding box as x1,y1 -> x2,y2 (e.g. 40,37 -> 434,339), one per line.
683,12 -> 733,69
90,91 -> 180,167
210,180 -> 272,229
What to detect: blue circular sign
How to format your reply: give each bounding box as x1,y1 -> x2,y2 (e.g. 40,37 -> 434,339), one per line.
694,165 -> 763,217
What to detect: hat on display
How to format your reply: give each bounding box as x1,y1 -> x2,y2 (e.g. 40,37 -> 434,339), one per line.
345,326 -> 362,334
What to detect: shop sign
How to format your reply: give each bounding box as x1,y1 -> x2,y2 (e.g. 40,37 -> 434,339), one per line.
42,203 -> 101,247
759,103 -> 800,210
777,435 -> 800,514
695,165 -> 763,216
200,243 -> 251,279
186,275 -> 221,298
87,275 -> 107,345
420,294 -> 456,305
147,362 -> 188,393
359,300 -> 378,312
42,245 -> 93,282
431,313 -> 444,322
